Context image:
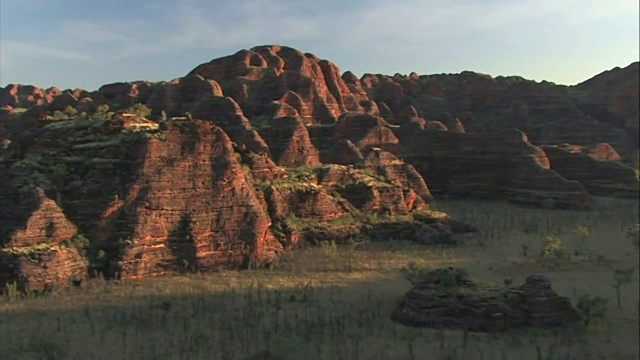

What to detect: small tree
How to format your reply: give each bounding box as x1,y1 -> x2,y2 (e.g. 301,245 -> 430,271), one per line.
94,104 -> 110,120
613,268 -> 635,308
539,235 -> 566,268
123,103 -> 152,118
159,110 -> 167,122
576,294 -> 608,327
627,224 -> 639,251
572,225 -> 590,256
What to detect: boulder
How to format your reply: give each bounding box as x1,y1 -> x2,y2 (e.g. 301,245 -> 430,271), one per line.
392,268 -> 581,332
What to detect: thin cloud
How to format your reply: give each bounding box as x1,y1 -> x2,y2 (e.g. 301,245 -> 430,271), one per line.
340,0 -> 639,43
159,0 -> 322,49
43,1 -> 324,62
1,0 -> 637,88
0,40 -> 92,63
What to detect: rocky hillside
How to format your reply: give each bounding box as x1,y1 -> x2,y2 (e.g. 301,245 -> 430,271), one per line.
0,45 -> 637,293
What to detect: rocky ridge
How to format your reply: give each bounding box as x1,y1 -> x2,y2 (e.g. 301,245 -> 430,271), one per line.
0,46 -> 638,292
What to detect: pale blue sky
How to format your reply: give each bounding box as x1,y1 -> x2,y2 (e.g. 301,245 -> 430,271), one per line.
1,0 -> 638,90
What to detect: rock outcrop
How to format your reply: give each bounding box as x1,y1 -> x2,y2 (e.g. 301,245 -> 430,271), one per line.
1,188 -> 78,248
0,189 -> 87,293
0,245 -> 87,294
256,115 -> 320,167
188,45 -> 365,123
392,268 -> 581,332
0,118 -> 283,282
0,84 -> 60,108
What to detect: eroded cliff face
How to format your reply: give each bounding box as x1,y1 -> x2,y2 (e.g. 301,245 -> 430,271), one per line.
0,118 -> 284,283
112,120 -> 284,278
0,188 -> 87,292
0,112 -> 445,290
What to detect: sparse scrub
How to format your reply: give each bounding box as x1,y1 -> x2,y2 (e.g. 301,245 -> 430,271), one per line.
576,294 -> 608,327
0,198 -> 638,359
399,261 -> 432,285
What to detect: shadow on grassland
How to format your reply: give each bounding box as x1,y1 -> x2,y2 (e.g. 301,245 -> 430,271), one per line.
0,268 -> 635,360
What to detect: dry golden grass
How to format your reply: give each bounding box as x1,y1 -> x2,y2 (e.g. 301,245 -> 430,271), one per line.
0,197 -> 638,360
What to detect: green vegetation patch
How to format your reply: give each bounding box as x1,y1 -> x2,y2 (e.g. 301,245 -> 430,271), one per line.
0,243 -> 64,256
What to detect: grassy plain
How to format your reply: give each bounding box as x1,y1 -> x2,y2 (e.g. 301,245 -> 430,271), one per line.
0,198 -> 638,360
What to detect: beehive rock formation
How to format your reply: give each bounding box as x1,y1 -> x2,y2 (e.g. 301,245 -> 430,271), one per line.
0,46 -> 637,293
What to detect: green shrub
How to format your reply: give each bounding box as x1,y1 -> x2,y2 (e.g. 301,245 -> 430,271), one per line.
123,103 -> 152,118
4,281 -> 19,301
95,104 -> 110,114
572,225 -> 590,256
52,110 -> 68,121
63,105 -> 78,118
64,234 -> 90,254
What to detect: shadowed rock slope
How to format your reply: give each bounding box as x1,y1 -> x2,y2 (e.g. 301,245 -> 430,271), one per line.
392,268 -> 581,332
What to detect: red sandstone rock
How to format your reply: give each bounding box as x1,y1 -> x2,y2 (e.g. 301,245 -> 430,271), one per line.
0,118 -> 283,281
0,246 -> 87,294
0,84 -> 57,108
111,120 -> 283,277
191,96 -> 270,154
47,91 -> 79,111
331,139 -> 364,165
189,45 -> 365,124
257,115 -> 320,167
334,112 -> 399,152
3,188 -> 77,248
2,45 -> 638,290
0,188 -> 86,294
363,148 -> 433,204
